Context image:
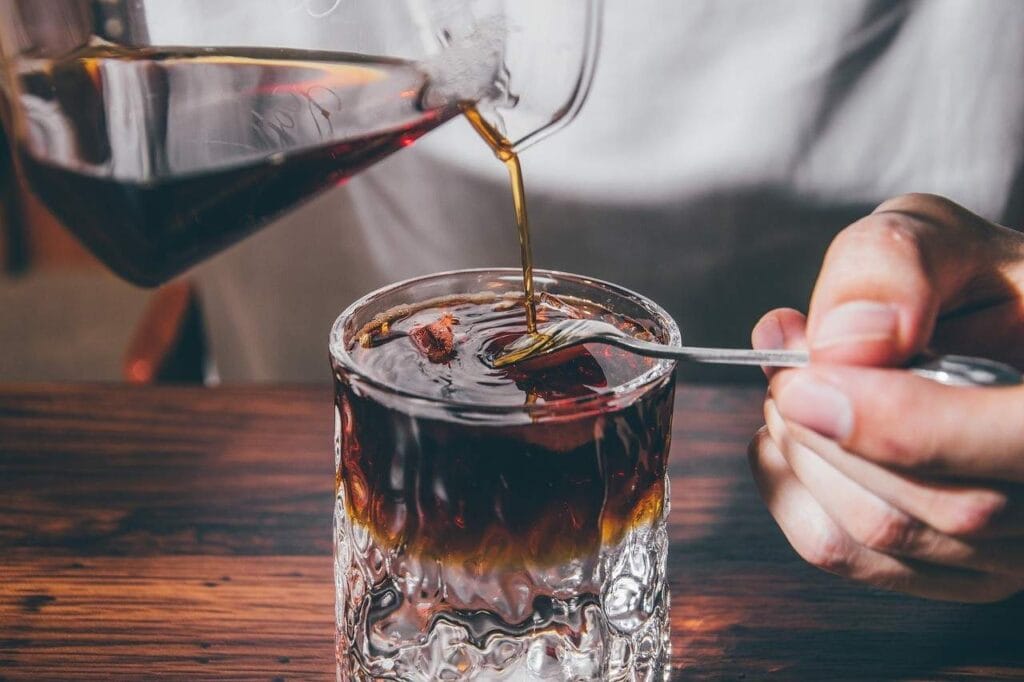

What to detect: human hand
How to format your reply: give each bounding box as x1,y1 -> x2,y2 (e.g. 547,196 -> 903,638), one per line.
748,193 -> 1024,602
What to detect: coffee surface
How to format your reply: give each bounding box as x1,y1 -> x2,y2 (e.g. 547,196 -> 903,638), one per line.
346,292 -> 660,405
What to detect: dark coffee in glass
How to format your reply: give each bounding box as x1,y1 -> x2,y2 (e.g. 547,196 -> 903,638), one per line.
330,269 -> 678,681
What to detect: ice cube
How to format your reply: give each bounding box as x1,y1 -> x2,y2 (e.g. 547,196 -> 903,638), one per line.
408,313 -> 457,363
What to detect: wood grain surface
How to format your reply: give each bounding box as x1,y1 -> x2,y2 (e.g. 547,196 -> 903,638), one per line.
1,384 -> 1022,681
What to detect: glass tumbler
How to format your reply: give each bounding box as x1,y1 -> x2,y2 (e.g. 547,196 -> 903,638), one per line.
330,269 -> 678,681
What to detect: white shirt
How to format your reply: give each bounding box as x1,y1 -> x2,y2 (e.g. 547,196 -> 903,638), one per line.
195,0 -> 1024,382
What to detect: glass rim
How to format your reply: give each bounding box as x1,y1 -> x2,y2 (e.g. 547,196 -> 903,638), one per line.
329,267 -> 680,418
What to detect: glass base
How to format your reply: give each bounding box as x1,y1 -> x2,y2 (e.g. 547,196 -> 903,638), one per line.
335,491 -> 670,681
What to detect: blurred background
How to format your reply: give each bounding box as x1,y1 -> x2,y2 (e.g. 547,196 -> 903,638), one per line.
0,144 -> 206,384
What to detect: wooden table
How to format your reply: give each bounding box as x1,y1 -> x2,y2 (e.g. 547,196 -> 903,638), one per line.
1,384 -> 1022,680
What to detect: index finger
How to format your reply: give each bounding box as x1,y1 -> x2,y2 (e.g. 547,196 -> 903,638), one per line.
807,194 -> 1004,366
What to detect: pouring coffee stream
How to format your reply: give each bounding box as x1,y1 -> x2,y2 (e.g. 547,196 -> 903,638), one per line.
462,104 -> 538,333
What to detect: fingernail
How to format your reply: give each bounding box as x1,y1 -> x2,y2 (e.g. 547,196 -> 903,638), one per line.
776,372 -> 853,440
813,301 -> 898,350
752,315 -> 785,350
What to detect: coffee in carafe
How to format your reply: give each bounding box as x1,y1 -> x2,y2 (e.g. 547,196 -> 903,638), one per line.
16,45 -> 459,284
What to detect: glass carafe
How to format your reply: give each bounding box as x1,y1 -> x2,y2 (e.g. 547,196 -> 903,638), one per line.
0,0 -> 601,285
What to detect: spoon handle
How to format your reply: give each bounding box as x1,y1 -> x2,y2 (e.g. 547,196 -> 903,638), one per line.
670,346 -> 808,367
618,339 -> 807,366
619,339 -> 1022,388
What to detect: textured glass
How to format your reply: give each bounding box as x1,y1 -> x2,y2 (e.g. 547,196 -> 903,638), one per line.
331,270 -> 677,681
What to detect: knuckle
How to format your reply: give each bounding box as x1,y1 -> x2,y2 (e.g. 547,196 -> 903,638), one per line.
935,492 -> 1008,538
875,192 -> 952,215
894,440 -> 937,470
797,526 -> 852,575
870,412 -> 943,469
855,507 -> 918,554
869,432 -> 928,469
835,213 -> 923,254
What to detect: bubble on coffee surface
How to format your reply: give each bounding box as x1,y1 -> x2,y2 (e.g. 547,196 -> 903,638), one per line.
347,291 -> 660,405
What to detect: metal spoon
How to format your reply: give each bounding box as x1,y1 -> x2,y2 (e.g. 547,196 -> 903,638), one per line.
489,319 -> 1023,388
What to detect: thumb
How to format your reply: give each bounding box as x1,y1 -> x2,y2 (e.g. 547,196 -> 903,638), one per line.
806,194 -> 1000,367
772,364 -> 1024,482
